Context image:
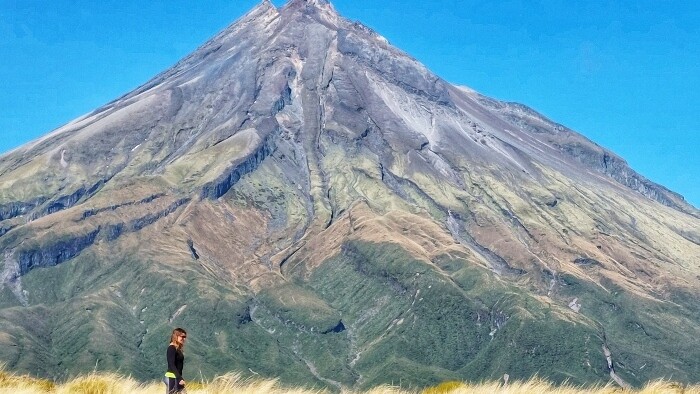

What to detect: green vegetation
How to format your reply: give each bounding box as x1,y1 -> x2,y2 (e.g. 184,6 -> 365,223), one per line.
552,273 -> 700,386
2,228 -> 699,392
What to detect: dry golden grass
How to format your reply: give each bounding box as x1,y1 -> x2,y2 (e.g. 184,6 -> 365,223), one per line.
1,368 -> 699,394
418,378 -> 700,394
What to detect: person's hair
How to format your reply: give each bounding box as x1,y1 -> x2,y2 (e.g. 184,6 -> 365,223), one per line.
170,327 -> 187,351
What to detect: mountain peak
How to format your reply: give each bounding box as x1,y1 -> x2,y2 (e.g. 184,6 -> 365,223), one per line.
276,0 -> 340,30
283,0 -> 338,16
289,0 -> 331,6
248,0 -> 278,16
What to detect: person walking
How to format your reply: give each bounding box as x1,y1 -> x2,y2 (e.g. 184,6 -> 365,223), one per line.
165,327 -> 187,393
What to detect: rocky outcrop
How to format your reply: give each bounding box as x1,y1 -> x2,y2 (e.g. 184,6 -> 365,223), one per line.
336,28 -> 452,106
560,143 -> 693,214
200,133 -> 277,200
11,197 -> 189,278
574,257 -> 602,267
187,240 -> 200,260
104,198 -> 190,241
0,180 -> 108,225
0,224 -> 16,238
80,193 -> 166,220
0,198 -> 47,221
16,228 -> 100,276
322,320 -> 345,334
40,180 -> 105,217
603,343 -> 632,389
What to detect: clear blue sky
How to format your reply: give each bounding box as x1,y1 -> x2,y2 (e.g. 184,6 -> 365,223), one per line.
1,0 -> 698,208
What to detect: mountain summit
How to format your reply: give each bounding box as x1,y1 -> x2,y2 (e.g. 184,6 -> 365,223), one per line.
1,0 -> 699,389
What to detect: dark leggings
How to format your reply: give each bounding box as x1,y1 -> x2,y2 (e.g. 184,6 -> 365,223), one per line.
164,377 -> 184,393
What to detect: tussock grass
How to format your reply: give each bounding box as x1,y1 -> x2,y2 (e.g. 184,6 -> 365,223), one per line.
0,367 -> 55,393
419,378 -> 700,394
0,367 -> 699,394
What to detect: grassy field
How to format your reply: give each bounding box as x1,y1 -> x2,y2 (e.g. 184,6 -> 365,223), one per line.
1,369 -> 698,394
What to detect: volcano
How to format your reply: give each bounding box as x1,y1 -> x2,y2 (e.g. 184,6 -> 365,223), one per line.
1,0 -> 699,390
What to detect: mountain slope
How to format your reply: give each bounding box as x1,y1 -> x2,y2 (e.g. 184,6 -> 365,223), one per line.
1,0 -> 699,390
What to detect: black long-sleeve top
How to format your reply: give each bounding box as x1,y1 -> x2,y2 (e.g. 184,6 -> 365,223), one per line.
166,344 -> 184,381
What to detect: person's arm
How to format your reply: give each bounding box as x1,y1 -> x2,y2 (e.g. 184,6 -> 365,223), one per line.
166,346 -> 183,381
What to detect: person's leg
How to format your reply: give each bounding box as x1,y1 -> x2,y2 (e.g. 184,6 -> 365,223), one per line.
165,377 -> 179,394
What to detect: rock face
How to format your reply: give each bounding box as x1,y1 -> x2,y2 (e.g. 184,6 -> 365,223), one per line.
1,0 -> 699,390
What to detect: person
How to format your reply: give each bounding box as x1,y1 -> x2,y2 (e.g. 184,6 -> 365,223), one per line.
164,327 -> 187,393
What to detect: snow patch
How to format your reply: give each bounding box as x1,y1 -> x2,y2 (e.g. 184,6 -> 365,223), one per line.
568,298 -> 581,313
169,304 -> 188,323
60,149 -> 69,168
